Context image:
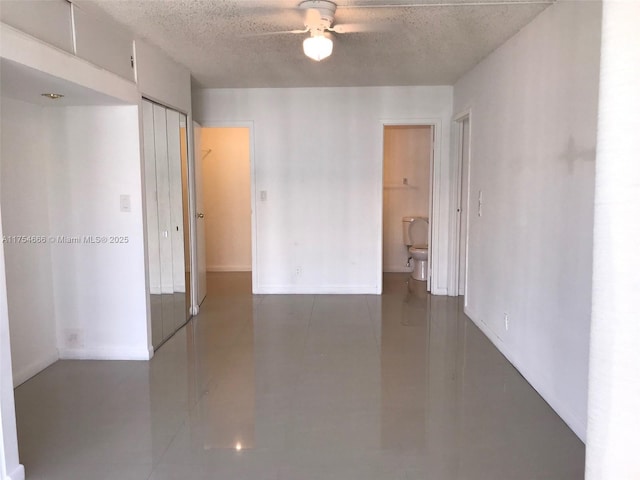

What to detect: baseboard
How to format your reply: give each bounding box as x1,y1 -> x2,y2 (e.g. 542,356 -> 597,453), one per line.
58,345 -> 152,361
430,287 -> 448,296
254,285 -> 378,294
207,265 -> 251,272
463,305 -> 587,443
5,464 -> 25,480
12,351 -> 59,387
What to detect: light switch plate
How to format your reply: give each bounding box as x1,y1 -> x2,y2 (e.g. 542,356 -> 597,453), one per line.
120,194 -> 131,212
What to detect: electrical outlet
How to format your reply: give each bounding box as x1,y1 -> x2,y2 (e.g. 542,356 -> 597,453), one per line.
504,313 -> 509,331
295,266 -> 302,276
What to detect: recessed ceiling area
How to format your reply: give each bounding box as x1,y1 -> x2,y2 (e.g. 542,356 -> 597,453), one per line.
0,58 -> 130,106
76,0 -> 553,88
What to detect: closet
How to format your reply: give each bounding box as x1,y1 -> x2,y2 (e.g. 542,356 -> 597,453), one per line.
142,99 -> 191,348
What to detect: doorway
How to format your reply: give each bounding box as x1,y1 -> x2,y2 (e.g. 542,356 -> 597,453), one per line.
382,124 -> 434,292
199,127 -> 254,288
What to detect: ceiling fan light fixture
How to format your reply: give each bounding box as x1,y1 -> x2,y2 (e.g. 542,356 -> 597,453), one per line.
303,34 -> 333,61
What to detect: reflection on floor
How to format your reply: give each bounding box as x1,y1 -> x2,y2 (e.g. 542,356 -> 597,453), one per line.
150,293 -> 187,348
151,272 -> 191,349
14,272 -> 585,479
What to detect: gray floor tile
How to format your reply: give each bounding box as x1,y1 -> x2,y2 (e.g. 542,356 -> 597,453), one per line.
15,272 -> 584,479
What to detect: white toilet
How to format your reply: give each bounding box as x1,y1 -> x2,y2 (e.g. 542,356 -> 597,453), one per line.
402,216 -> 429,282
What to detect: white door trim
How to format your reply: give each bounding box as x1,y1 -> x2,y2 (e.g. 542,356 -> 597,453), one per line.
198,122 -> 258,293
186,115 -> 200,314
448,109 -> 472,299
379,118 -> 443,294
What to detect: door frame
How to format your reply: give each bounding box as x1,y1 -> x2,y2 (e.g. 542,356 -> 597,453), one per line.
197,122 -> 258,292
448,109 -> 472,301
185,114 -> 200,314
379,119 -> 441,294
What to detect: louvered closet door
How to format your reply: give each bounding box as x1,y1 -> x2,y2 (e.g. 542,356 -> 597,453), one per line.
143,99 -> 191,348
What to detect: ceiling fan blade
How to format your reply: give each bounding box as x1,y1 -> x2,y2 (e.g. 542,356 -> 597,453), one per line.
241,28 -> 309,37
328,23 -> 390,34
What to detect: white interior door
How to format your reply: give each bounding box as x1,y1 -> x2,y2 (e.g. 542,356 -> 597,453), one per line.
194,121 -> 207,305
152,103 -> 174,294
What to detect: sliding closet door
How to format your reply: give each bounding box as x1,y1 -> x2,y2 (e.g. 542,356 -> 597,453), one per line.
142,99 -> 191,349
152,104 -> 174,296
166,109 -> 186,294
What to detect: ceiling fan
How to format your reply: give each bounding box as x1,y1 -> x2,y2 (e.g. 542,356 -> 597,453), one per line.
250,0 -> 380,62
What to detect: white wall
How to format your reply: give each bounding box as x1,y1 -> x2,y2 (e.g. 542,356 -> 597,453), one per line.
0,97 -> 58,387
586,0 -> 640,477
194,87 -> 453,294
383,126 -> 431,272
1,12 -> 195,361
46,105 -> 150,360
453,0 -> 601,440
201,127 -> 252,272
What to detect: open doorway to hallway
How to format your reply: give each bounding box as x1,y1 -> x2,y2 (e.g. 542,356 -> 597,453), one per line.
382,124 -> 434,292
199,127 -> 253,288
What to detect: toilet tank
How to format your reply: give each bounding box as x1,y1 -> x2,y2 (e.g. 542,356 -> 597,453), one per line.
402,216 -> 429,246
402,217 -> 413,246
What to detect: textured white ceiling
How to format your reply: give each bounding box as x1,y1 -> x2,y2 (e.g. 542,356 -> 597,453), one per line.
77,0 -> 552,88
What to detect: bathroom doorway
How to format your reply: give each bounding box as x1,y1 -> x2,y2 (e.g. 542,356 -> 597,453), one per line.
199,126 -> 255,289
382,124 -> 434,292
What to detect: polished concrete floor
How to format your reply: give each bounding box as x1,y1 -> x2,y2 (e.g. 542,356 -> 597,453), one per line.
15,273 -> 584,479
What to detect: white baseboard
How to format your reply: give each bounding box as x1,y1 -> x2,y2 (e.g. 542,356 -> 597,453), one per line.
430,287 -> 448,296
5,464 -> 25,480
254,285 -> 378,294
383,266 -> 412,273
207,265 -> 251,272
58,345 -> 152,361
12,351 -> 59,387
463,305 -> 587,443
